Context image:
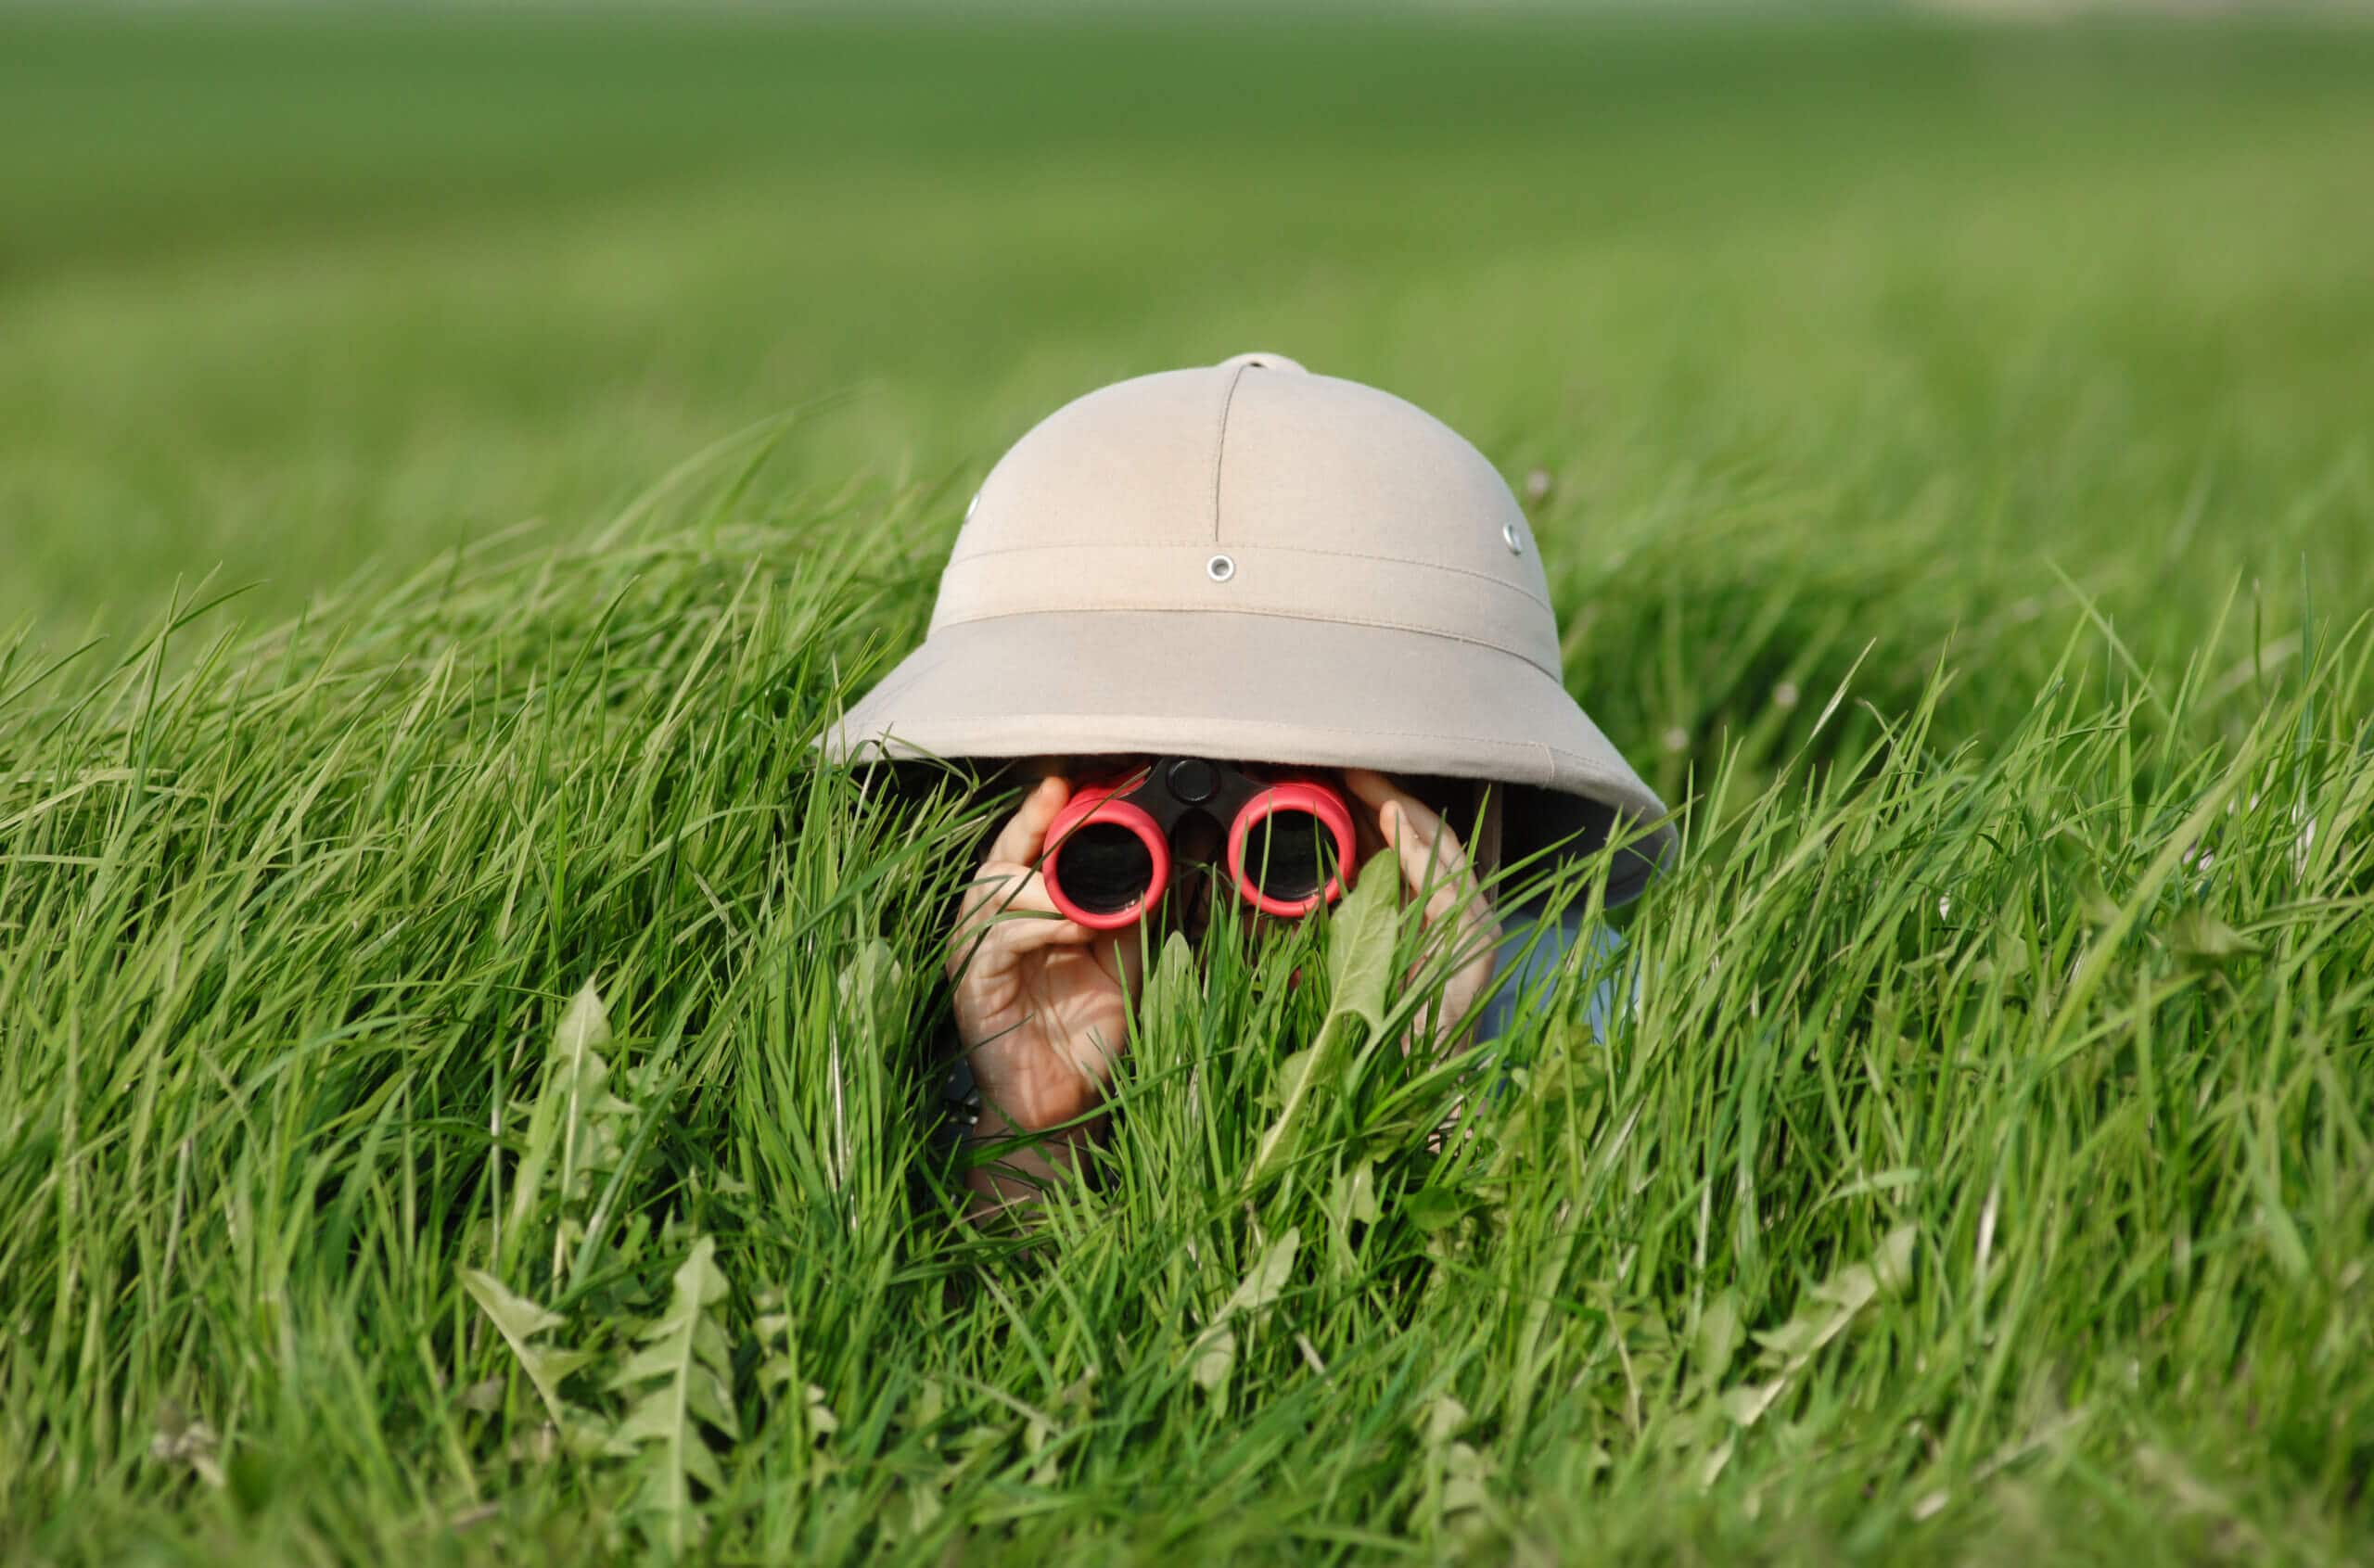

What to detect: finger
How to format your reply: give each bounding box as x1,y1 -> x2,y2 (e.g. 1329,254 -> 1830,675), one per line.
949,862 -> 1088,975
1340,767 -> 1413,835
1409,813 -> 1478,917
1344,767 -> 1449,826
987,773 -> 1071,867
1347,769 -> 1453,868
955,858 -> 1055,927
1351,777 -> 1500,1047
1002,916 -> 1101,957
946,906 -> 1094,985
1388,807 -> 1501,988
1380,797 -> 1466,909
1342,767 -> 1425,878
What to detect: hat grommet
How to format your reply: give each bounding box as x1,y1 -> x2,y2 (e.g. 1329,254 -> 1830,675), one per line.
1217,351 -> 1307,375
1501,521 -> 1523,554
1206,553 -> 1237,583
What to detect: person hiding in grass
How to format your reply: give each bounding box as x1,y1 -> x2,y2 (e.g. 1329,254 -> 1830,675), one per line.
822,353 -> 1673,1215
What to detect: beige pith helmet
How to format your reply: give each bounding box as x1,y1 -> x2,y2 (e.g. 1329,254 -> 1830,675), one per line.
824,352 -> 1676,905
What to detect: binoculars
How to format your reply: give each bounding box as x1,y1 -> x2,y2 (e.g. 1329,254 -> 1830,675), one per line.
1040,757 -> 1359,930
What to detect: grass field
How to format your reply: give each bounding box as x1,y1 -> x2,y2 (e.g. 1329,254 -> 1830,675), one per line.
4,7 -> 2372,1563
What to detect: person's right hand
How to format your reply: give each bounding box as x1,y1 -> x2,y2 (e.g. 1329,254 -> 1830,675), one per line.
946,774 -> 1142,1134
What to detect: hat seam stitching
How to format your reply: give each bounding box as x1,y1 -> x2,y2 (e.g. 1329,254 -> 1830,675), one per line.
927,604 -> 1564,680
941,541 -> 1553,610
1209,363 -> 1250,548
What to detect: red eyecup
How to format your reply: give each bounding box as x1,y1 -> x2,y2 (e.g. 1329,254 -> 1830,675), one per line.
1226,778 -> 1359,918
1040,776 -> 1171,930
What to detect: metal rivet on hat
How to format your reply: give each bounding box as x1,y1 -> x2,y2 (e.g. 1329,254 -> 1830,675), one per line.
1502,521 -> 1524,554
1218,351 -> 1308,374
1206,554 -> 1236,582
964,491 -> 980,522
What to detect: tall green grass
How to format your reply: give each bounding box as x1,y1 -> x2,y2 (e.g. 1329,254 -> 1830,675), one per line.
2,8 -> 2372,1563
4,428 -> 2368,1562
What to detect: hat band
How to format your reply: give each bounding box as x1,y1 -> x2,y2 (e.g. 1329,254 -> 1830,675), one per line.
928,543 -> 1563,676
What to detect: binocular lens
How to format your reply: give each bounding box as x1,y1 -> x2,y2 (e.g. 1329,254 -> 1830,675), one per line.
1054,821 -> 1156,913
1240,808 -> 1338,900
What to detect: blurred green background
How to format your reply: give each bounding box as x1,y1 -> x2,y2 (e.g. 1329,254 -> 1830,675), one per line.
6,5 -> 2369,660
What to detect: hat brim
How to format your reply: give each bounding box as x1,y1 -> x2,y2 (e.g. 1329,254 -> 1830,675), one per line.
820,610 -> 1676,904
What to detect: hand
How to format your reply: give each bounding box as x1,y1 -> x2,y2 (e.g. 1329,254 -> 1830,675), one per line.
1341,769 -> 1502,1050
946,774 -> 1143,1135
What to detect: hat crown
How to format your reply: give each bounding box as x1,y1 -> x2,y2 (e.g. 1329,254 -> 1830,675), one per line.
933,357 -> 1560,676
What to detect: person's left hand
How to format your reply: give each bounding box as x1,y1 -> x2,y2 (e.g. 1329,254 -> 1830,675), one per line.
1341,769 -> 1502,1050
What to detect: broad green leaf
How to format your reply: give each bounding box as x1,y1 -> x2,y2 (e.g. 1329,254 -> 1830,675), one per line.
1331,1157 -> 1380,1228
1187,1228 -> 1301,1400
1809,1263 -> 1879,1313
1441,1442 -> 1495,1516
461,1268 -> 593,1430
1416,1397 -> 1495,1521
506,977 -> 636,1279
1143,929 -> 1199,1016
1751,1226 -> 1918,1372
1874,1225 -> 1918,1293
606,1235 -> 738,1556
1247,854 -> 1398,1186
1220,1226 -> 1300,1319
834,937 -> 906,1038
1189,1325 -> 1237,1395
463,1267 -> 565,1342
2079,881 -> 2123,925
2163,906 -> 2263,967
1718,1377 -> 1785,1428
1264,1046 -> 1315,1115
1325,848 -> 1401,1035
1697,1290 -> 1743,1385
1403,1188 -> 1471,1233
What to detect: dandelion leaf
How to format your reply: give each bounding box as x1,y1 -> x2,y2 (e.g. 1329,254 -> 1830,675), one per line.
461,1268 -> 594,1431
507,977 -> 636,1273
606,1235 -> 739,1556
1249,856 -> 1398,1185
1188,1228 -> 1301,1400
2164,906 -> 2263,967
